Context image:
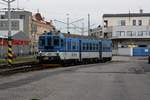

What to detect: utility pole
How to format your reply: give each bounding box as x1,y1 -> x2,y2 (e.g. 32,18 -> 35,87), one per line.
2,0 -> 15,66
17,0 -> 19,8
81,23 -> 84,36
88,13 -> 90,36
66,13 -> 69,33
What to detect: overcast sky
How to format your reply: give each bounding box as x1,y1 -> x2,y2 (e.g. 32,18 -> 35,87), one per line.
1,0 -> 150,33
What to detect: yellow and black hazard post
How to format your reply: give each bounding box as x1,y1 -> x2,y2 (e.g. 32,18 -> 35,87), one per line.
7,37 -> 13,66
2,0 -> 16,66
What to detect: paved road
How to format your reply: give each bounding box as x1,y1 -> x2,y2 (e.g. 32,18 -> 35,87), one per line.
0,56 -> 150,100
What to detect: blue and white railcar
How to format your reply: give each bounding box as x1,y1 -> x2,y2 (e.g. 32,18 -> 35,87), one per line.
37,32 -> 112,65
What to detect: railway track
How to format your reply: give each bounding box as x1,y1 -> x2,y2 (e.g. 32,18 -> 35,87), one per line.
0,60 -> 113,76
0,61 -> 41,75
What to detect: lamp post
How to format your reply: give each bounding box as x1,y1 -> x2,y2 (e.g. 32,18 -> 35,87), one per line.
2,0 -> 15,66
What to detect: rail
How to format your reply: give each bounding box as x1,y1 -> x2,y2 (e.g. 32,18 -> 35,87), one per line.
0,61 -> 40,75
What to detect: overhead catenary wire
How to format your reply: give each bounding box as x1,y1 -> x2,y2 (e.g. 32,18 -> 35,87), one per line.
0,1 -> 7,5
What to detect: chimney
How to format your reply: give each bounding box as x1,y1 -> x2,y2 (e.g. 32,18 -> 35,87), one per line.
139,9 -> 143,14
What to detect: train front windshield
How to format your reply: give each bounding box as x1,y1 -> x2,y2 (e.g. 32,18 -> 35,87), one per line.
39,35 -> 60,51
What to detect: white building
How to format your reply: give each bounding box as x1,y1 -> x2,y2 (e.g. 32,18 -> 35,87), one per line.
89,26 -> 103,38
103,10 -> 150,55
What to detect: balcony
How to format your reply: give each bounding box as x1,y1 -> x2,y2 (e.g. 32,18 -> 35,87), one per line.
104,25 -> 150,39
103,26 -> 113,33
111,35 -> 150,39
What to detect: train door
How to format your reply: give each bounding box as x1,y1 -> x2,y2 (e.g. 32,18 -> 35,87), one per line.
99,41 -> 102,60
67,39 -> 71,51
79,40 -> 82,62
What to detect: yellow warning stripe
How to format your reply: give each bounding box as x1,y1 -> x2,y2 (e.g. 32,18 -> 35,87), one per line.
7,40 -> 13,65
8,48 -> 12,52
8,59 -> 12,64
8,53 -> 13,58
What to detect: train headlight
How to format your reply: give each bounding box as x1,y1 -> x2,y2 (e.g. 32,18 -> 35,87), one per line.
39,51 -> 42,56
56,51 -> 59,56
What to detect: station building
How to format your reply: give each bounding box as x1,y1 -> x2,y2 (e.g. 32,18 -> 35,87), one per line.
103,10 -> 150,56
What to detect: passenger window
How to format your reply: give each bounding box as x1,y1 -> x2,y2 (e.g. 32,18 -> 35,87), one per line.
96,44 -> 98,50
83,43 -> 86,51
93,43 -> 95,50
87,43 -> 89,50
67,41 -> 71,50
72,42 -> 76,50
90,43 -> 92,50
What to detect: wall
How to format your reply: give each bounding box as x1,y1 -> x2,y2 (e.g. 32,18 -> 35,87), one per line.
117,48 -> 132,56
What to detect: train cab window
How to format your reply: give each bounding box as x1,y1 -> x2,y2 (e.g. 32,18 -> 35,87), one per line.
39,39 -> 45,46
61,39 -> 65,47
47,37 -> 52,46
53,36 -> 59,46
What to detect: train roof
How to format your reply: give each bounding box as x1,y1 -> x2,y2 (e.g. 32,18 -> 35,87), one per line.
39,32 -> 110,40
62,33 -> 97,39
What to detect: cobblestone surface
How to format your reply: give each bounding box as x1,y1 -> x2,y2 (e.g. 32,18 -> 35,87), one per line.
0,56 -> 150,100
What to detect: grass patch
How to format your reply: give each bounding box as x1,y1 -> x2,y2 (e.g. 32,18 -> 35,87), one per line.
0,59 -> 6,64
0,55 -> 37,64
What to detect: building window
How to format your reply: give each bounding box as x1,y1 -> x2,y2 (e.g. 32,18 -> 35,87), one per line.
1,15 -> 5,19
148,32 -> 150,36
138,20 -> 142,26
138,45 -> 147,47
120,20 -> 126,26
104,20 -> 108,27
120,31 -> 125,36
0,22 -> 3,27
20,15 -> 25,19
127,31 -> 132,36
116,31 -> 120,36
143,31 -> 147,36
138,31 -> 143,36
132,31 -> 136,36
116,31 -> 125,36
133,20 -> 136,26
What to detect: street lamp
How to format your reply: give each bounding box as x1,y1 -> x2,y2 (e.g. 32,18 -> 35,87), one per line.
2,0 -> 15,66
